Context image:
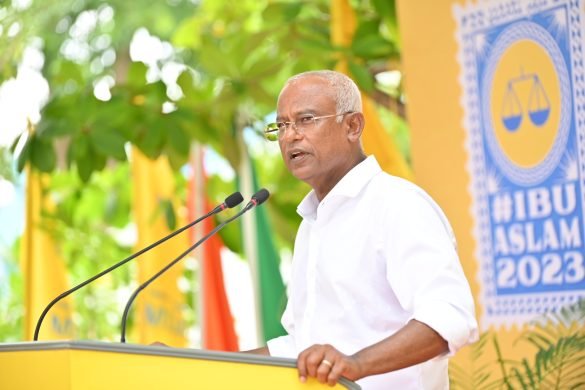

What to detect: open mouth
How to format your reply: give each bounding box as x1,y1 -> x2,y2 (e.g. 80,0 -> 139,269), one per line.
290,151 -> 307,160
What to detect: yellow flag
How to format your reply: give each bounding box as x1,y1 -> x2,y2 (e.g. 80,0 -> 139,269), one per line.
331,0 -> 414,181
21,167 -> 74,341
131,149 -> 188,346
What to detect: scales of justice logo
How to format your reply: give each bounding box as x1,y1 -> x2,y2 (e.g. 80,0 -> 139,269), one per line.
501,69 -> 549,132
501,69 -> 549,130
455,1 -> 585,327
482,21 -> 571,186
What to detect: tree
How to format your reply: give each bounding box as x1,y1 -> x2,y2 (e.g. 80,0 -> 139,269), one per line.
0,0 -> 406,341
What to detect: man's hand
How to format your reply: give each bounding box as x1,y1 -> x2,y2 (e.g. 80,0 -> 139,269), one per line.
297,344 -> 362,386
295,320 -> 448,386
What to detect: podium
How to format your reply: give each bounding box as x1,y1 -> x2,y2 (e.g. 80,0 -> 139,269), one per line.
0,341 -> 360,389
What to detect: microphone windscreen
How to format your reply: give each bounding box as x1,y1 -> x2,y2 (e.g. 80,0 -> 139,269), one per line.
225,192 -> 244,208
252,188 -> 270,206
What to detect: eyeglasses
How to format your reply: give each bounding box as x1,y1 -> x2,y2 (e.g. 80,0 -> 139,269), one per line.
263,112 -> 352,141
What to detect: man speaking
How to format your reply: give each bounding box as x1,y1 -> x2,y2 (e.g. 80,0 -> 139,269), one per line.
249,70 -> 478,389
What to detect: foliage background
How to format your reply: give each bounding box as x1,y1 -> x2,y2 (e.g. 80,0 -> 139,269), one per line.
0,0 -> 407,342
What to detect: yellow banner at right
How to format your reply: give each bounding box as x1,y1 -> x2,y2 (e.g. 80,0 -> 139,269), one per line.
397,0 -> 585,387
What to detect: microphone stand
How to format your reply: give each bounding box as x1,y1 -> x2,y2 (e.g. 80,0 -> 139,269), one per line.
33,193 -> 243,341
119,188 -> 269,343
119,202 -> 257,343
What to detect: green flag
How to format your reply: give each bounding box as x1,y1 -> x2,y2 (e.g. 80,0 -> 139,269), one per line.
250,162 -> 287,342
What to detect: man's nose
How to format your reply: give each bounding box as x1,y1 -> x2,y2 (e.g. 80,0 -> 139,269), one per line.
281,123 -> 302,142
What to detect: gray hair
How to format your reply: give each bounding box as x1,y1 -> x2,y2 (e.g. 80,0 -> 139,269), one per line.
282,70 -> 362,121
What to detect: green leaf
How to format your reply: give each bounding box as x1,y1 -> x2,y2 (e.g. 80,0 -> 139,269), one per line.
72,133 -> 89,159
199,38 -> 240,77
371,0 -> 400,47
261,2 -> 302,26
283,2 -> 303,21
35,117 -> 70,139
50,60 -> 84,87
167,126 -> 190,156
176,70 -> 196,98
30,137 -> 57,173
136,124 -> 165,159
217,218 -> 242,254
166,147 -> 188,171
162,198 -> 177,230
353,19 -> 381,40
297,23 -> 334,52
73,134 -> 93,182
10,132 -> 22,154
143,80 -> 168,107
371,0 -> 396,21
247,82 -> 274,106
348,61 -> 374,92
351,33 -> 396,60
172,16 -> 202,49
93,149 -> 107,171
89,130 -> 127,161
76,154 -> 93,182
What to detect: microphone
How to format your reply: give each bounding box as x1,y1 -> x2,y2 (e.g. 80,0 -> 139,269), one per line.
249,188 -> 269,207
120,188 -> 270,343
33,191 -> 244,341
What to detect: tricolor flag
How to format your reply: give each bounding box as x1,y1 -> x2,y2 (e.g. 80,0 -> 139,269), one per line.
238,143 -> 287,344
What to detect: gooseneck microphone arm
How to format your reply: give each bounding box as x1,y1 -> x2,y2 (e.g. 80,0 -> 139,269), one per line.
33,192 -> 244,341
120,188 -> 270,343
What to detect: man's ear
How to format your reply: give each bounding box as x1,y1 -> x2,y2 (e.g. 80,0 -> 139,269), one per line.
346,112 -> 365,142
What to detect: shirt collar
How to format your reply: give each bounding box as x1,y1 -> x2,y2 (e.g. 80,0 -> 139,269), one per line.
297,155 -> 382,219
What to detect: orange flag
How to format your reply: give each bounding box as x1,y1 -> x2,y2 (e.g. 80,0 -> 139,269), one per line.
187,148 -> 238,351
200,200 -> 239,351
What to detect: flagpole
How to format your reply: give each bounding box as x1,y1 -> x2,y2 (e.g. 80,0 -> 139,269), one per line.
190,143 -> 206,347
236,131 -> 262,347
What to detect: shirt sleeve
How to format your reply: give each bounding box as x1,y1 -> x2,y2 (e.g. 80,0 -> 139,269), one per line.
266,296 -> 296,358
384,190 -> 479,354
266,335 -> 296,358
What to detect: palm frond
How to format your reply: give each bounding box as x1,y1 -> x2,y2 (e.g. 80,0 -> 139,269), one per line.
450,300 -> 585,390
493,333 -> 515,390
509,299 -> 585,390
449,331 -> 505,390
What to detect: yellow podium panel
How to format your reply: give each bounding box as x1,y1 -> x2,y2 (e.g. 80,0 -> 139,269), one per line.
0,341 -> 360,390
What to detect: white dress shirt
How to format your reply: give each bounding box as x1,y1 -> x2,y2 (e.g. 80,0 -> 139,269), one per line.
267,156 -> 478,389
